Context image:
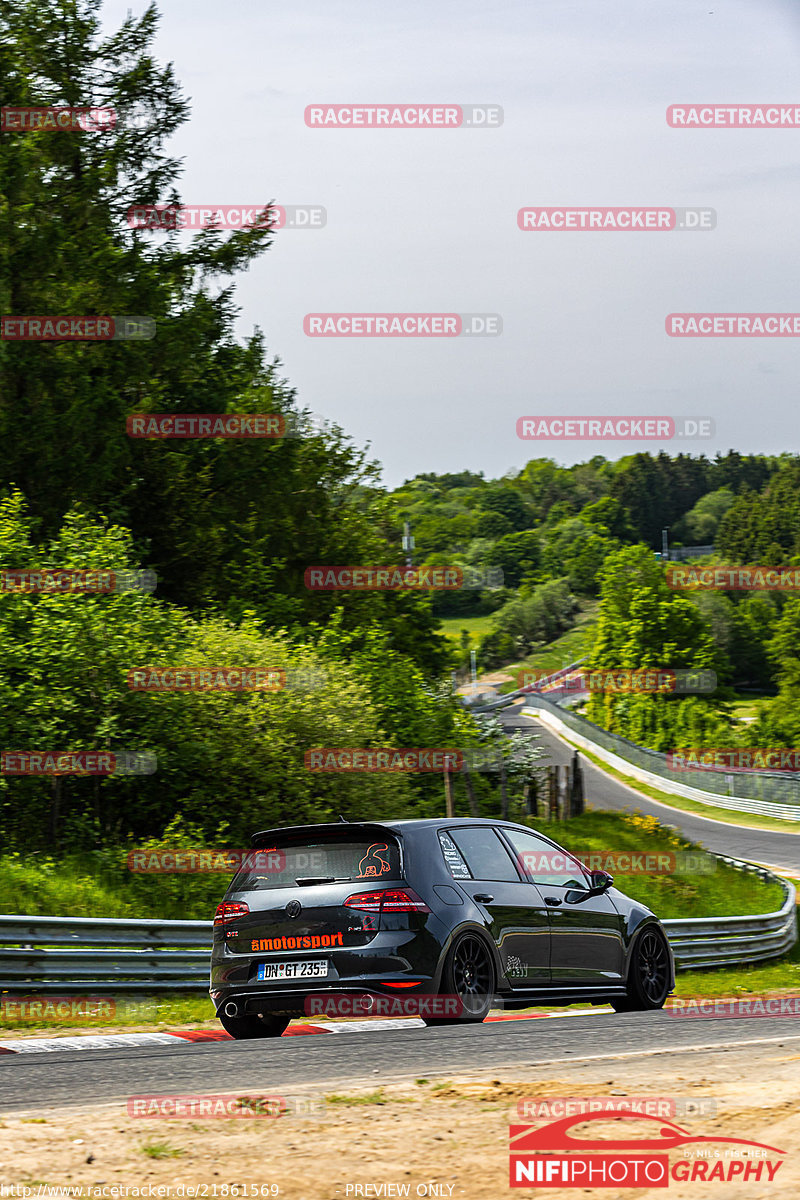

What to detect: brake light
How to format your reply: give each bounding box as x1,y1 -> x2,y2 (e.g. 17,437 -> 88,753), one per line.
343,889 -> 430,914
214,901 -> 249,926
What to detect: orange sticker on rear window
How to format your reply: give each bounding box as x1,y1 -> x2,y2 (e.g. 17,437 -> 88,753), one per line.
357,842 -> 392,877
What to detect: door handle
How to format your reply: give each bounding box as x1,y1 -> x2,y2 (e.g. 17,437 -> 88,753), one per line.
473,893 -> 494,903
544,896 -> 562,906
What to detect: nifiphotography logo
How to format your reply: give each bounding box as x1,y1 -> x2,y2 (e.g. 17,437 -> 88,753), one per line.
509,1111 -> 785,1187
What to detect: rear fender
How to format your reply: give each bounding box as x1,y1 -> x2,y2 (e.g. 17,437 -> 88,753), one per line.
434,921 -> 505,994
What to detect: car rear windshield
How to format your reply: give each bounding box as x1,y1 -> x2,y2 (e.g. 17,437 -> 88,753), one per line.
227,834 -> 402,892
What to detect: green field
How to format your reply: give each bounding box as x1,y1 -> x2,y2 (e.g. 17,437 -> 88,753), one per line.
728,690 -> 775,724
496,602 -> 599,692
438,614 -> 497,646
440,602 -> 598,689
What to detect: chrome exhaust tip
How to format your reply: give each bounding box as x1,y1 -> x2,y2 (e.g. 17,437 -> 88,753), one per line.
223,1000 -> 240,1018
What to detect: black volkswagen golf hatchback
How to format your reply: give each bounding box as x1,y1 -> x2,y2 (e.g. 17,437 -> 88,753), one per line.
210,818 -> 674,1038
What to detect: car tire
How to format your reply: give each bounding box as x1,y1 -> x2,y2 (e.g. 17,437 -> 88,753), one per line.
423,931 -> 495,1026
218,1010 -> 291,1039
611,926 -> 671,1012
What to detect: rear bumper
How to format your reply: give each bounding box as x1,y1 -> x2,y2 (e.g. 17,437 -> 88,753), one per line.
211,983 -> 446,1019
210,928 -> 444,1012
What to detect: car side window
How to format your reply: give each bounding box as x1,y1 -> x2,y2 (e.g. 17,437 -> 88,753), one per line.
503,829 -> 589,890
446,827 -> 520,882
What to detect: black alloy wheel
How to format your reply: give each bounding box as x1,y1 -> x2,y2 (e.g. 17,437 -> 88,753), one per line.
423,932 -> 495,1026
611,927 -> 671,1012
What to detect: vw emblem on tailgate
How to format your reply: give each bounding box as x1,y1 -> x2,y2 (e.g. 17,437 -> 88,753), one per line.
285,900 -> 302,919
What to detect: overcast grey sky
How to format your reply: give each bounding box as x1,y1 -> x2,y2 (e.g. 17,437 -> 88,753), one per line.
104,0 -> 800,487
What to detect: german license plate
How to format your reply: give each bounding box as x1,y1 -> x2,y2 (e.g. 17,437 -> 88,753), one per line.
257,960 -> 329,981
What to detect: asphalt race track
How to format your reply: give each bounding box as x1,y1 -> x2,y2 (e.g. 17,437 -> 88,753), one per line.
501,708 -> 800,874
2,1011 -> 800,1112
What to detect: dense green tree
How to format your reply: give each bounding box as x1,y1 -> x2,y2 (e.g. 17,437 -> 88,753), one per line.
540,518 -> 620,596
0,0 -> 449,677
717,462 -> 800,563
0,494 -> 466,850
475,511 -> 514,540
609,453 -> 709,546
481,578 -> 577,660
585,545 -> 725,742
477,488 -> 532,531
485,531 -> 541,590
672,488 -> 734,546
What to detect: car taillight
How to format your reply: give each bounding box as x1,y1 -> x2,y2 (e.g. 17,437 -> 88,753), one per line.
214,901 -> 249,926
344,889 -> 430,914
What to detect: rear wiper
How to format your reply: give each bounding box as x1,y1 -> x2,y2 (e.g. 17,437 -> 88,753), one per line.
294,876 -> 349,886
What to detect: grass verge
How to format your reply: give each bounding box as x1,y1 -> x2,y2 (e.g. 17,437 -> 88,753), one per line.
438,614 -> 497,646
497,602 -> 599,692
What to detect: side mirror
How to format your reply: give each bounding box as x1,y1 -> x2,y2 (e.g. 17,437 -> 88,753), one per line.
588,870 -> 614,894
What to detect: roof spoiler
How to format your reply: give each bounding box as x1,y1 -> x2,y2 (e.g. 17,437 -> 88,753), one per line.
251,821 -> 398,847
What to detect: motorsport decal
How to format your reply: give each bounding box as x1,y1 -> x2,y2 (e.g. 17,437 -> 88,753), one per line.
250,933 -> 344,952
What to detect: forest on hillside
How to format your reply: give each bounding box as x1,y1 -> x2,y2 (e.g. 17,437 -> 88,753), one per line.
3,1 -> 800,856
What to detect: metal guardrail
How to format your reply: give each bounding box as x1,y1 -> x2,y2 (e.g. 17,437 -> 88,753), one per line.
524,691 -> 800,819
663,863 -> 797,969
0,915 -> 209,992
0,865 -> 794,992
473,656 -> 800,818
